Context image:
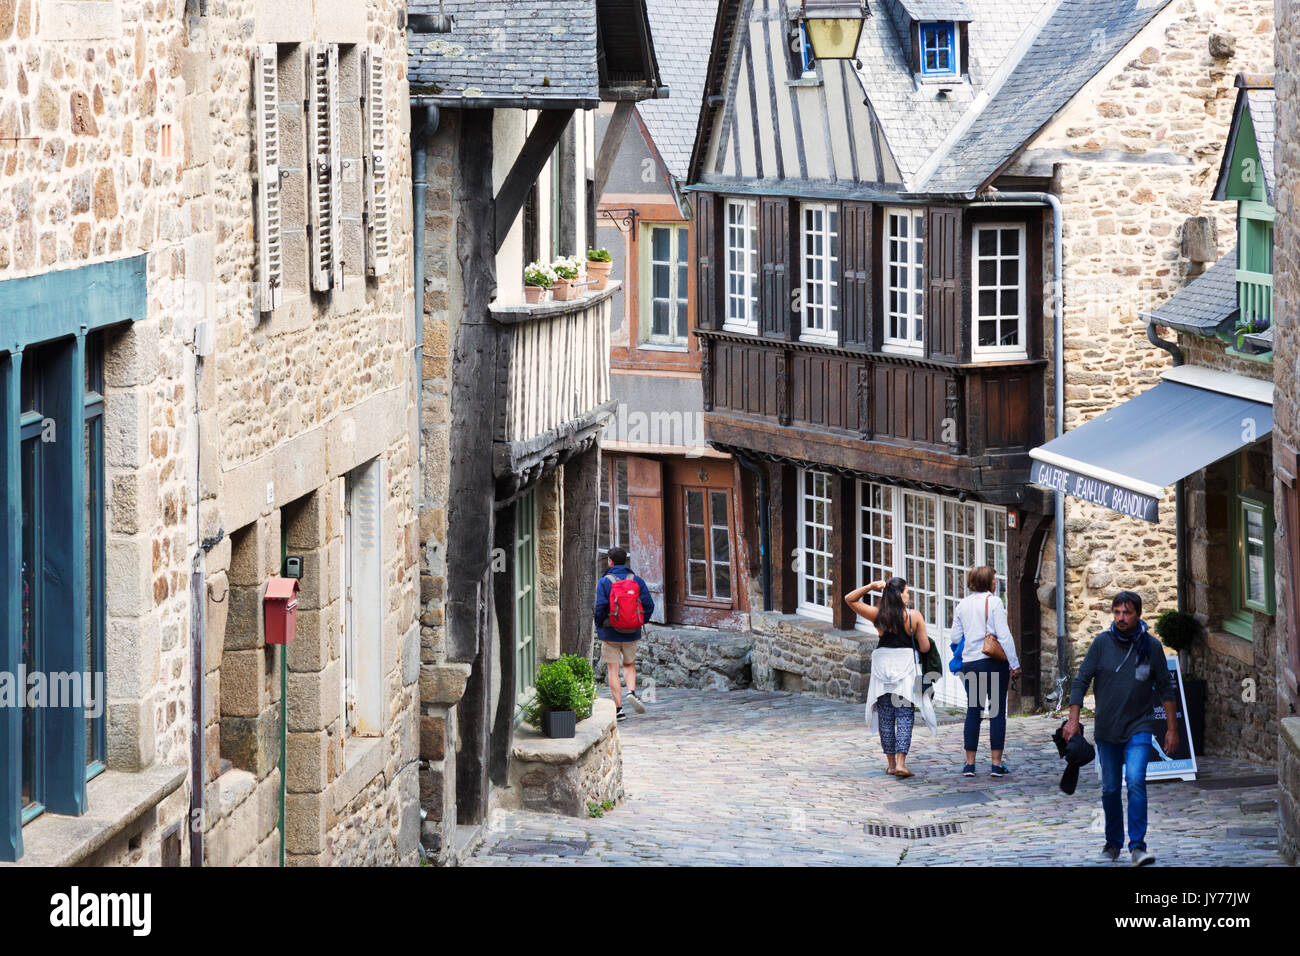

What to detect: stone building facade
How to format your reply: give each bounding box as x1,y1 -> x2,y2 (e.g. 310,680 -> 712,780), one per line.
1,0 -> 420,866
1270,0 -> 1300,866
1012,0 -> 1275,665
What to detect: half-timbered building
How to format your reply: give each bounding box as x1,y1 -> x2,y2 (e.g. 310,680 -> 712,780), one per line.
688,0 -> 1214,706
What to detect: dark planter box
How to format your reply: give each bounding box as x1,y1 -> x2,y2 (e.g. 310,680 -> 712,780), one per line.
1182,676 -> 1206,759
541,709 -> 576,739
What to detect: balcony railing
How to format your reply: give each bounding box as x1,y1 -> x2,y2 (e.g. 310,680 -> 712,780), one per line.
489,282 -> 617,473
1238,269 -> 1272,325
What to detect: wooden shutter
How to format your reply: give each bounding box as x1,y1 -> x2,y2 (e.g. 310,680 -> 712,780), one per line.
253,44 -> 283,313
840,201 -> 873,349
695,193 -> 717,331
759,197 -> 792,339
307,43 -> 341,291
1280,446 -> 1300,701
925,205 -> 962,362
363,46 -> 391,278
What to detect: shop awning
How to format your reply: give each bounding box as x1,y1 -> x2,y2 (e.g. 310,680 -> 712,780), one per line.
1028,366 -> 1273,523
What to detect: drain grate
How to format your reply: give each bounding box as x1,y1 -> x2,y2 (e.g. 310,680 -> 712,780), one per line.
865,822 -> 963,840
491,838 -> 590,857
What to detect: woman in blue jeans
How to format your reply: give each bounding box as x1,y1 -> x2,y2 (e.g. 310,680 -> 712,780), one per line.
947,566 -> 1021,777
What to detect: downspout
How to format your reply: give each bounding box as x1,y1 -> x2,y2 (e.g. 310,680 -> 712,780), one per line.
970,191 -> 1066,679
1146,321 -> 1187,613
735,452 -> 772,612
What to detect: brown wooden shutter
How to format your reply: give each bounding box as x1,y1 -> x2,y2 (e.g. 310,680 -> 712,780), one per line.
1280,445 -> 1300,701
925,205 -> 962,362
840,201 -> 873,349
696,193 -> 718,331
760,197 -> 792,339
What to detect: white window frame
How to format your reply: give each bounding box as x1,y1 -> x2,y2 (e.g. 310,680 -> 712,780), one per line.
853,479 -> 1007,642
971,223 -> 1027,360
883,207 -> 925,355
723,198 -> 759,334
640,222 -> 690,349
797,468 -> 835,621
800,203 -> 839,345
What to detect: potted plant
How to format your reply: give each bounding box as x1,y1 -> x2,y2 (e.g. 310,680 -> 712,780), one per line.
1155,609 -> 1205,756
521,653 -> 597,738
586,248 -> 612,290
1234,313 -> 1270,351
551,255 -> 582,301
523,261 -> 556,304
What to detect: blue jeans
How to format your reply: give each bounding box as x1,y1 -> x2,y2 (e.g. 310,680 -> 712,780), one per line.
1097,733 -> 1152,850
961,658 -> 1009,754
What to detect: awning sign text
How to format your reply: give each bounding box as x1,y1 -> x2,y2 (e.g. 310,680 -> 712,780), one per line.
1030,461 -> 1160,523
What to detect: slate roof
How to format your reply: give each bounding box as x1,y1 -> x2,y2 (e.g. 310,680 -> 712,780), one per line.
920,0 -> 1174,195
1213,79 -> 1276,204
408,1 -> 601,104
855,0 -> 1052,186
1146,250 -> 1238,338
899,0 -> 974,20
637,0 -> 718,181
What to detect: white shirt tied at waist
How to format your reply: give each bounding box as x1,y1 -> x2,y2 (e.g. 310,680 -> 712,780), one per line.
865,646 -> 938,737
949,592 -> 1020,669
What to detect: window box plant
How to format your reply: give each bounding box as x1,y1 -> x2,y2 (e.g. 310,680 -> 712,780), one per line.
1233,313 -> 1270,351
524,261 -> 557,304
551,255 -> 582,301
521,653 -> 597,738
586,247 -> 613,290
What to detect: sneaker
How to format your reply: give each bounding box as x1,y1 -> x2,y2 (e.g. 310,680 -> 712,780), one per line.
990,763 -> 1011,777
1099,845 -> 1121,863
1131,847 -> 1156,867
625,689 -> 646,714
615,707 -> 626,722
962,763 -> 976,777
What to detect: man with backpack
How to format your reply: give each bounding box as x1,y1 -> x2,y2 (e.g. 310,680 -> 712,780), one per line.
594,547 -> 655,721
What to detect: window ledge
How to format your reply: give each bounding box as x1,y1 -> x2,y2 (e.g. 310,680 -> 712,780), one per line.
491,280 -> 621,325
3,764 -> 186,867
1206,628 -> 1255,664
332,734 -> 386,815
786,77 -> 822,88
638,342 -> 689,353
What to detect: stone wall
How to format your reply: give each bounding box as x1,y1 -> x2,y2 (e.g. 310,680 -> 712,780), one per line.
595,624 -> 753,691
1273,0 -> 1300,861
1020,0 -> 1276,664
750,611 -> 870,702
503,699 -> 623,817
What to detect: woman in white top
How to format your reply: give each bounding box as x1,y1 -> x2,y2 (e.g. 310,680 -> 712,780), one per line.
947,566 -> 1021,778
846,577 -> 938,779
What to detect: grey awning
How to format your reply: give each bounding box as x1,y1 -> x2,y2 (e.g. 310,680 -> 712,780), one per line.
1029,367 -> 1273,523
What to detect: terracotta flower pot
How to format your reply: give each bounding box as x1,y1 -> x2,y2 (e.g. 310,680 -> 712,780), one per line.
524,284 -> 545,304
553,278 -> 574,301
586,259 -> 612,290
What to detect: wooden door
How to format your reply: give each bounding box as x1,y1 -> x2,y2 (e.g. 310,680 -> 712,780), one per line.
666,460 -> 743,626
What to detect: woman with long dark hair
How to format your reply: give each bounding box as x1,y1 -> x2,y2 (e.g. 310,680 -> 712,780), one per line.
845,577 -> 937,778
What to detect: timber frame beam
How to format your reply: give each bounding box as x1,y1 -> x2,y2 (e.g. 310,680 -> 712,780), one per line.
493,109 -> 575,252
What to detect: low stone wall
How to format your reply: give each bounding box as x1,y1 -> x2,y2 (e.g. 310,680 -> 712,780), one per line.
502,699 -> 623,817
1280,717 -> 1300,865
595,624 -> 753,691
751,612 -> 871,702
1184,628 -> 1278,767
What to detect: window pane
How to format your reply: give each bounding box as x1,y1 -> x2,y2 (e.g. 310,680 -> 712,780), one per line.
978,229 -> 997,256
1000,258 -> 1019,285
1245,508 -> 1266,603
677,227 -> 688,261
979,260 -> 996,286
652,227 -> 670,261
1001,228 -> 1018,255
687,488 -> 704,525
979,320 -> 997,347
1001,289 -> 1018,316
653,299 -> 669,337
979,290 -> 996,316
653,264 -> 670,298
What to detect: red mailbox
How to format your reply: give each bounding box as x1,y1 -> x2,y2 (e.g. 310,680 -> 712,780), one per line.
264,576 -> 299,645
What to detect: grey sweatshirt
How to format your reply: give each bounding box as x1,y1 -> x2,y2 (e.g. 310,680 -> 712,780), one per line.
1069,621 -> 1177,744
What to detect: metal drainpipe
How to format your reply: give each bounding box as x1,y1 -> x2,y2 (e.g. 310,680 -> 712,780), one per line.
969,192 -> 1066,679
735,452 -> 772,612
1147,321 -> 1187,613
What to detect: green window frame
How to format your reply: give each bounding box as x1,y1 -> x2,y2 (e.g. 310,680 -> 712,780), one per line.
1238,491 -> 1275,616
514,489 -> 538,722
1236,200 -> 1274,326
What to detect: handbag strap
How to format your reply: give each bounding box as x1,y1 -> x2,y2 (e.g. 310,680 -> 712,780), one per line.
984,595 -> 991,635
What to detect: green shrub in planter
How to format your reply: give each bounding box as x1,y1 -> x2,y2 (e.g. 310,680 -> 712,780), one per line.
1155,609 -> 1200,655
586,248 -> 612,263
522,654 -> 597,730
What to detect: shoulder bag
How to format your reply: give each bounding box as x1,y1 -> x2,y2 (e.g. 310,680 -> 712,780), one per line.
981,595 -> 1008,663
910,610 -> 943,682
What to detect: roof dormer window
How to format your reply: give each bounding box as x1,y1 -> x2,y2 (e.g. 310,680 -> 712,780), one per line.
919,21 -> 957,76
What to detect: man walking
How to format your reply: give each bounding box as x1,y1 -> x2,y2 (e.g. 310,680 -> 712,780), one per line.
1063,591 -> 1179,866
594,547 -> 654,721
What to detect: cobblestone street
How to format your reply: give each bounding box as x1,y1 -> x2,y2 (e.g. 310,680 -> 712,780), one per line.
469,689 -> 1287,866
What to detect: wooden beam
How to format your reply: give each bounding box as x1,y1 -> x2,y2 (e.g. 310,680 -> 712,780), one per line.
494,109 -> 575,253
593,101 -> 635,203
560,445 -> 602,658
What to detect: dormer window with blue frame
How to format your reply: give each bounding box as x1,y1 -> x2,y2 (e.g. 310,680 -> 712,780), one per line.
793,21 -> 817,79
920,22 -> 957,76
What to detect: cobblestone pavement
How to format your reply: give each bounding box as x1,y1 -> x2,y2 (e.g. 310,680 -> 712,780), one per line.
468,688 -> 1287,866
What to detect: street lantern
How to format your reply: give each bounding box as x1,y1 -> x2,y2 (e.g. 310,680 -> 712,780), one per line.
800,1 -> 869,60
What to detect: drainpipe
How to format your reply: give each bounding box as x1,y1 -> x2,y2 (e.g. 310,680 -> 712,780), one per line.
1147,321 -> 1188,614
735,452 -> 772,612
970,191 -> 1066,679
412,105 -> 440,510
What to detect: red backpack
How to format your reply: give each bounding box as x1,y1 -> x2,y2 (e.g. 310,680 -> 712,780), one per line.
606,572 -> 646,633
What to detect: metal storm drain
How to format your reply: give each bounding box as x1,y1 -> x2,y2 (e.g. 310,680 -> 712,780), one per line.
491,838 -> 590,857
864,822 -> 963,840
